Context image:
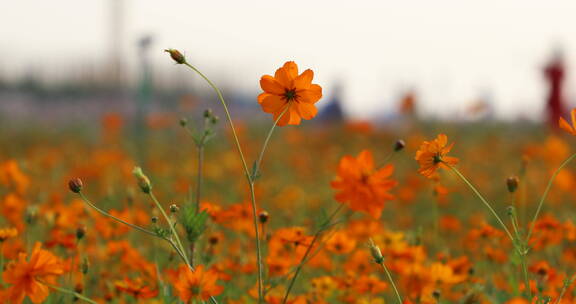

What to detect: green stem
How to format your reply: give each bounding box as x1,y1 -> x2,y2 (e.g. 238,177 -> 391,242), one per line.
447,165 -> 531,298
149,192 -> 190,266
526,152 -> 576,241
253,105 -> 289,177
79,193 -> 157,237
45,283 -> 97,304
248,182 -> 265,302
379,261 -> 403,304
183,62 -> 251,180
183,61 -> 261,303
282,204 -> 345,304
447,165 -> 515,242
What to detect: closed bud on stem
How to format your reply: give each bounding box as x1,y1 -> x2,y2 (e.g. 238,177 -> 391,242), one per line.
151,216 -> 159,224
368,238 -> 384,264
68,178 -> 83,193
432,290 -> 441,300
179,118 -> 188,127
204,109 -> 213,119
506,176 -> 519,193
132,167 -> 152,194
81,257 -> 90,274
76,226 -> 87,240
259,210 -> 269,224
164,49 -> 186,64
169,204 -> 179,213
394,139 -> 406,152
210,115 -> 219,124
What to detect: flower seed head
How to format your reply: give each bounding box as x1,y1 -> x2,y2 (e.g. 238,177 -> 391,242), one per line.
68,178 -> 83,193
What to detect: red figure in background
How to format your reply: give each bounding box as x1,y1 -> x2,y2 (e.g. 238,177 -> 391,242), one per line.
544,51 -> 566,129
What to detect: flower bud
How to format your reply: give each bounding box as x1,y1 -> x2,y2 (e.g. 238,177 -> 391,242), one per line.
132,167 -> 152,194
170,204 -> 179,213
394,139 -> 406,152
76,226 -> 87,240
81,257 -> 89,274
179,118 -> 188,127
151,216 -> 159,224
368,239 -> 384,264
68,178 -> 83,193
259,211 -> 269,224
164,49 -> 186,64
506,176 -> 519,193
204,109 -> 213,118
211,116 -> 219,124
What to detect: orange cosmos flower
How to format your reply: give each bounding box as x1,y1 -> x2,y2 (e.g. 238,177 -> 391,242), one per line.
258,61 -> 322,126
559,108 -> 576,135
331,150 -> 397,219
172,265 -> 223,301
2,242 -> 64,304
415,134 -> 459,178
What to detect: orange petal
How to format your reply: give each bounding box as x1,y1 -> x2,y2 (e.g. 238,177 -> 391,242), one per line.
294,69 -> 314,90
260,95 -> 286,114
260,75 -> 285,94
298,84 -> 323,104
275,61 -> 298,88
559,117 -> 575,135
294,102 -> 318,120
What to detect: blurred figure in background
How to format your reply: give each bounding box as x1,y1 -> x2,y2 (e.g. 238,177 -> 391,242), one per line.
543,49 -> 567,129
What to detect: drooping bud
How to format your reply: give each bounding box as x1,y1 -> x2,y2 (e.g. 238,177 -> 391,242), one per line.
132,167 -> 152,194
368,238 -> 384,264
394,139 -> 406,152
164,49 -> 186,64
69,178 -> 83,193
258,210 -> 269,224
506,176 -> 519,193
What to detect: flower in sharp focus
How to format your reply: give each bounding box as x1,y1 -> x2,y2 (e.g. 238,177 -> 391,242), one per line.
415,134 -> 459,178
331,150 -> 398,219
559,108 -> 576,136
2,242 -> 64,304
258,61 -> 322,126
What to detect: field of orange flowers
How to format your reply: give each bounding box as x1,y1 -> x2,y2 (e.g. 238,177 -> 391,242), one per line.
1,52 -> 576,304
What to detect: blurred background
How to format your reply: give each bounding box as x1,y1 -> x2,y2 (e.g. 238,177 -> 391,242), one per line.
1,0 -> 576,127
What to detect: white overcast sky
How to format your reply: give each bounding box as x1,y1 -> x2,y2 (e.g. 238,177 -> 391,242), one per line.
1,0 -> 575,120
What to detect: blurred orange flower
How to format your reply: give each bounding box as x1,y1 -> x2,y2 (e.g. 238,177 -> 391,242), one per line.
415,134 -> 459,178
172,265 -> 223,301
559,108 -> 576,135
258,61 -> 322,126
331,150 -> 397,219
2,242 -> 64,304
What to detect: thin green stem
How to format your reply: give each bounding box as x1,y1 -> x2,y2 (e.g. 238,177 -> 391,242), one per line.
248,182 -> 264,303
253,105 -> 289,177
447,165 -> 531,298
183,62 -> 251,180
45,282 -> 97,304
526,152 -> 576,241
149,192 -> 190,266
282,204 -> 345,304
555,274 -> 576,304
78,193 -> 157,237
447,165 -> 515,242
379,262 -> 403,304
